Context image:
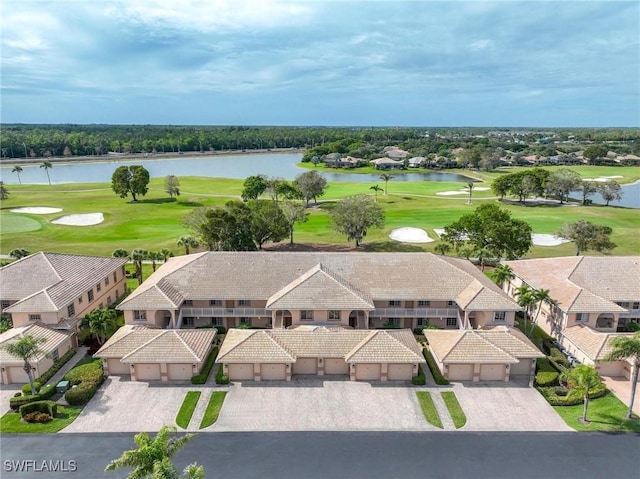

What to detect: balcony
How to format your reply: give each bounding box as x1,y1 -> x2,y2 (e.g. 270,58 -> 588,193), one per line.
180,307 -> 268,318
619,309 -> 640,319
370,308 -> 459,318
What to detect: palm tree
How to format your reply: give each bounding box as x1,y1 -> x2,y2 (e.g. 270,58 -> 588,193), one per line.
565,365 -> 602,423
130,249 -> 148,285
9,248 -> 30,260
531,288 -> 554,334
379,173 -> 394,195
475,246 -> 495,271
160,249 -> 173,263
147,251 -> 164,272
2,335 -> 47,395
40,161 -> 53,185
604,332 -> 640,418
105,425 -> 203,479
81,308 -> 117,345
177,236 -> 199,255
465,181 -> 474,205
112,248 -> 129,258
488,264 -> 514,289
514,285 -> 537,336
369,184 -> 383,202
434,242 -> 451,256
12,165 -> 23,184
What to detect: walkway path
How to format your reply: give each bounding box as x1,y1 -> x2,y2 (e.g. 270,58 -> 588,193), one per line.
186,390 -> 212,432
50,347 -> 88,385
430,391 -> 455,430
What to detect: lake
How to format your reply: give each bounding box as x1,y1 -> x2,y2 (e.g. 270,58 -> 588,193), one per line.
1,152 -> 638,208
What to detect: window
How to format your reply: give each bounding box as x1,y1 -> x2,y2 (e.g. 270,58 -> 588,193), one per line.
389,300 -> 401,306
115,290 -> 120,300
121,266 -> 126,276
446,317 -> 457,327
184,300 -> 193,306
493,311 -> 506,322
29,314 -> 41,322
386,318 -> 400,326
134,310 -> 146,321
1,300 -> 9,310
105,276 -> 109,286
96,282 -> 101,292
78,295 -> 83,304
113,272 -> 118,282
240,317 -> 251,325
617,302 -> 630,308
447,301 -> 456,307
210,299 -> 222,306
67,304 -> 75,317
238,299 -> 251,306
633,302 -> 640,310
418,300 -> 430,307
87,289 -> 94,302
211,317 -> 224,326
300,310 -> 314,321
107,296 -> 112,306
575,313 -> 588,322
328,310 -> 341,321
417,318 -> 429,326
183,317 -> 194,326
51,350 -> 59,362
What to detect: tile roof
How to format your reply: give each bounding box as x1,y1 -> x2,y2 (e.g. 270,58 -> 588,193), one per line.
217,328 -> 424,364
119,252 -> 519,312
1,252 -> 127,313
424,326 -> 543,364
562,324 -> 635,361
94,325 -> 216,364
504,256 -> 639,313
0,323 -> 72,365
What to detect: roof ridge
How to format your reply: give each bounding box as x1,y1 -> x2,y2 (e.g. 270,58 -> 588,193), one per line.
41,252 -> 63,282
318,264 -> 373,304
457,279 -> 483,309
155,280 -> 182,308
264,330 -> 296,359
121,329 -> 164,360
172,330 -> 201,362
345,330 -> 378,360
217,330 -> 258,360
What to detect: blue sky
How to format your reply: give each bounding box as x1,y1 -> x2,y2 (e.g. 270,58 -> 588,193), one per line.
2,0 -> 638,126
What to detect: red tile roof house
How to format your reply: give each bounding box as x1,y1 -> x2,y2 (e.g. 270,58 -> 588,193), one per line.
504,256 -> 640,382
110,252 -> 539,383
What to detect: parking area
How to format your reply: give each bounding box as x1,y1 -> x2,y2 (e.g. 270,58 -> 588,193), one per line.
0,384 -> 22,414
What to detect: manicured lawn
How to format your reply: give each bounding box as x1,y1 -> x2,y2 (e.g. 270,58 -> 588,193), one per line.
552,391 -> 640,432
416,391 -> 443,429
0,213 -> 43,233
199,391 -> 227,429
175,391 -> 202,429
0,406 -> 82,433
441,391 -> 467,429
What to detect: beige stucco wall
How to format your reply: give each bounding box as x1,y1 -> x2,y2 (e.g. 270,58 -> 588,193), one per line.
471,310 -> 516,328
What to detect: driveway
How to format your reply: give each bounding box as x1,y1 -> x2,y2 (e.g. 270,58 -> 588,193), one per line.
0,384 -> 22,414
600,375 -> 639,416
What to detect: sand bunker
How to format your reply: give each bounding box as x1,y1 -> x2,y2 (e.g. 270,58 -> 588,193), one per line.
389,227 -> 434,243
52,213 -> 104,226
436,191 -> 467,196
11,207 -> 62,214
582,175 -> 624,183
532,234 -> 570,246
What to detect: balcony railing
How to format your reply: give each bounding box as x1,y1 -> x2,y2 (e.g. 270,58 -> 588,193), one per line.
619,309 -> 640,319
180,307 -> 268,318
370,308 -> 459,318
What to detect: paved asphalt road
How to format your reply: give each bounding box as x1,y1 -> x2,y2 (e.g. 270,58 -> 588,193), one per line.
2,431 -> 639,479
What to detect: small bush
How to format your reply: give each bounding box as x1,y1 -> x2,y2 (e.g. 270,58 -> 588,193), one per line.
412,365 -> 426,385
22,383 -> 40,395
215,326 -> 227,334
215,364 -> 230,385
65,383 -> 98,406
23,411 -> 52,423
191,346 -> 218,385
536,382 -> 607,406
10,384 -> 56,410
19,400 -> 57,418
535,371 -> 559,387
423,348 -> 450,385
549,348 -> 570,369
62,357 -> 104,406
536,357 -> 559,374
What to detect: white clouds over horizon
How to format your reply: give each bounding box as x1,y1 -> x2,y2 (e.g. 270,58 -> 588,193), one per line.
1,0 -> 638,126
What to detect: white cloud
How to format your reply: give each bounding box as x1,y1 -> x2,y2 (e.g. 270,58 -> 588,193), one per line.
469,39 -> 492,50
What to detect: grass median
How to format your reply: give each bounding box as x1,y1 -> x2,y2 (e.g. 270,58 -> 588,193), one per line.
441,391 -> 467,429
416,391 -> 443,429
175,391 -> 202,429
199,391 -> 227,429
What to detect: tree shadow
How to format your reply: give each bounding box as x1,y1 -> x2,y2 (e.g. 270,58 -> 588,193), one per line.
360,241 -> 425,252
134,197 -> 177,204
176,200 -> 204,207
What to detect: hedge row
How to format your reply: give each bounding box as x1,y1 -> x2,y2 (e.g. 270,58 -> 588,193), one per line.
536,383 -> 607,406
10,384 -> 56,410
412,365 -> 426,385
423,348 -> 450,385
549,348 -> 570,369
19,400 -> 57,418
215,363 -> 230,385
536,357 -> 559,374
21,347 -> 77,394
535,371 -> 559,387
191,347 -> 219,385
63,358 -> 104,406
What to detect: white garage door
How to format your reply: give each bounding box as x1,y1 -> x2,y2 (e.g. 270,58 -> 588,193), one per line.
135,363 -> 161,381
261,364 -> 286,380
480,364 -> 506,381
388,363 -> 414,381
168,363 -> 193,380
355,363 -> 381,381
324,358 -> 349,375
510,359 -> 533,376
228,364 -> 254,381
107,359 -> 130,375
293,358 -> 317,375
448,364 -> 474,381
7,366 -> 28,384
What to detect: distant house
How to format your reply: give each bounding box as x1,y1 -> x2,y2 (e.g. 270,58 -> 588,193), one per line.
369,158 -> 404,170
324,155 -> 361,168
407,157 -> 425,168
384,147 -> 409,160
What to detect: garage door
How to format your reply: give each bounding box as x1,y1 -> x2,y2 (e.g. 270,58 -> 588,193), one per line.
388,363 -> 414,381
480,364 -> 506,381
510,359 -> 533,376
293,358 -> 317,375
107,358 -> 130,375
597,361 -> 625,377
228,364 -> 254,381
324,358 -> 349,375
7,366 -> 28,384
261,363 -> 286,380
448,364 -> 473,381
168,363 -> 193,380
135,363 -> 161,381
355,363 -> 381,381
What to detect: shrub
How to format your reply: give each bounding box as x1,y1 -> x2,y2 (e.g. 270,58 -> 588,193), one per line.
191,346 -> 218,385
22,383 -> 40,395
423,348 -> 450,385
19,400 -> 57,418
536,382 -> 607,406
215,326 -> 227,334
23,411 -> 52,423
215,364 -> 230,385
65,383 -> 98,406
412,365 -> 426,385
536,357 -> 559,374
535,371 -> 559,387
9,384 -> 56,410
62,357 -> 104,406
549,348 -> 570,369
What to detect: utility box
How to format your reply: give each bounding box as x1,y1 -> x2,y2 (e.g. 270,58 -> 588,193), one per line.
56,380 -> 70,394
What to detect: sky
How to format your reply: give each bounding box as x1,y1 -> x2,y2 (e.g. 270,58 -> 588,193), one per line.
1,0 -> 638,127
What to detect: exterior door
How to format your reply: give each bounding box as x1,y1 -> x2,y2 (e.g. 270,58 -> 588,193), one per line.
135,363 -> 161,381
228,364 -> 254,381
448,364 -> 473,381
480,364 -> 505,381
107,358 -> 130,375
261,364 -> 286,380
293,358 -> 317,375
388,363 -> 414,380
355,363 -> 381,381
324,358 -> 349,375
168,363 -> 193,380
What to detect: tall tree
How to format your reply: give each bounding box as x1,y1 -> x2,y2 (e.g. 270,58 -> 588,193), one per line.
81,308 -> 117,345
9,248 -> 30,260
604,332 -> 640,419
200,201 -> 256,251
330,194 -> 385,247
514,284 -> 537,336
579,181 -> 598,205
379,173 -> 394,195
465,181 -> 474,205
130,249 -> 148,285
177,236 -> 199,255
241,175 -> 267,201
164,175 -> 180,199
558,220 -> 616,255
40,161 -> 53,185
147,251 -> 164,272
160,248 -> 173,262
11,165 -> 23,184
488,263 -> 515,289
531,288 -> 554,334
369,184 -> 383,202
0,181 -> 8,200
105,425 -> 203,479
434,242 -> 451,256
247,200 -> 288,249
545,169 -> 582,204
2,335 -> 47,395
280,201 -> 309,245
598,180 -> 623,206
442,203 -> 533,260
582,144 -> 609,164
111,165 -> 150,202
295,170 -> 328,207
565,365 -> 602,423
112,248 -> 129,258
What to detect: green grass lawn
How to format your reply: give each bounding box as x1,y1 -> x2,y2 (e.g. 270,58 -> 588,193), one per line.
0,406 -> 83,433
199,391 -> 227,429
552,391 -> 640,432
441,391 -> 467,429
416,391 -> 443,429
1,170 -> 638,257
175,391 -> 202,429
